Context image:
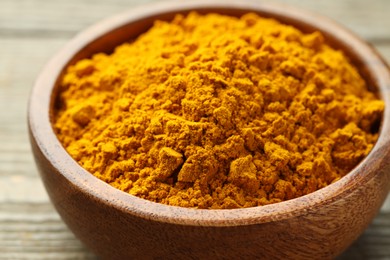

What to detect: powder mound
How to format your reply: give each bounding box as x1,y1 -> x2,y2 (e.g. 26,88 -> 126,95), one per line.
54,12 -> 384,209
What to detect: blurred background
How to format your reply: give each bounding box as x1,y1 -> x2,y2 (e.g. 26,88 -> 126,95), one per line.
0,0 -> 389,259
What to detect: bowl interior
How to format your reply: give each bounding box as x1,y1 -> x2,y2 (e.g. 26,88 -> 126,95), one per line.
31,0 -> 390,226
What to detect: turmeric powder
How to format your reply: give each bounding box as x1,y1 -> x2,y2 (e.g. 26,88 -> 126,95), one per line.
54,12 -> 384,209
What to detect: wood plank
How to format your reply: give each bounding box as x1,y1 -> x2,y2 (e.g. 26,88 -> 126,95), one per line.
0,202 -> 96,259
0,0 -> 156,38
0,0 -> 390,258
0,177 -> 48,203
0,38 -> 65,179
0,0 -> 389,42
340,212 -> 390,259
272,0 -> 390,42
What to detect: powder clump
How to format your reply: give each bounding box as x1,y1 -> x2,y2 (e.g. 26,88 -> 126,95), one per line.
54,12 -> 384,209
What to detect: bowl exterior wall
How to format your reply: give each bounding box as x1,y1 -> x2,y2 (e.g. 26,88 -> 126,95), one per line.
28,1 -> 390,259
31,133 -> 390,259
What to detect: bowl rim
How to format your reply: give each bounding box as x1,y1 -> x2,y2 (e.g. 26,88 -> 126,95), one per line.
29,0 -> 390,227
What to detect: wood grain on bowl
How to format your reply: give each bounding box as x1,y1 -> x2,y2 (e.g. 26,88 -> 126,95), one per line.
28,1 -> 390,259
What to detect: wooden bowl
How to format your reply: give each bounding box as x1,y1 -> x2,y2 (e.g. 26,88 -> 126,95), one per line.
28,1 -> 390,259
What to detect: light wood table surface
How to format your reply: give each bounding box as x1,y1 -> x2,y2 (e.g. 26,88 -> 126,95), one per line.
1,0 -> 389,259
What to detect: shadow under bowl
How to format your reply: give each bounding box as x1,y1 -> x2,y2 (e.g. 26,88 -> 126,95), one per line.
28,1 -> 390,259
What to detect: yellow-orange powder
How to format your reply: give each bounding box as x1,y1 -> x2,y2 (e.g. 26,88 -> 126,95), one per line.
54,12 -> 384,209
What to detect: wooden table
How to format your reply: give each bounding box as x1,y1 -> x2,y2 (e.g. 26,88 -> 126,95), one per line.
1,0 -> 389,259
